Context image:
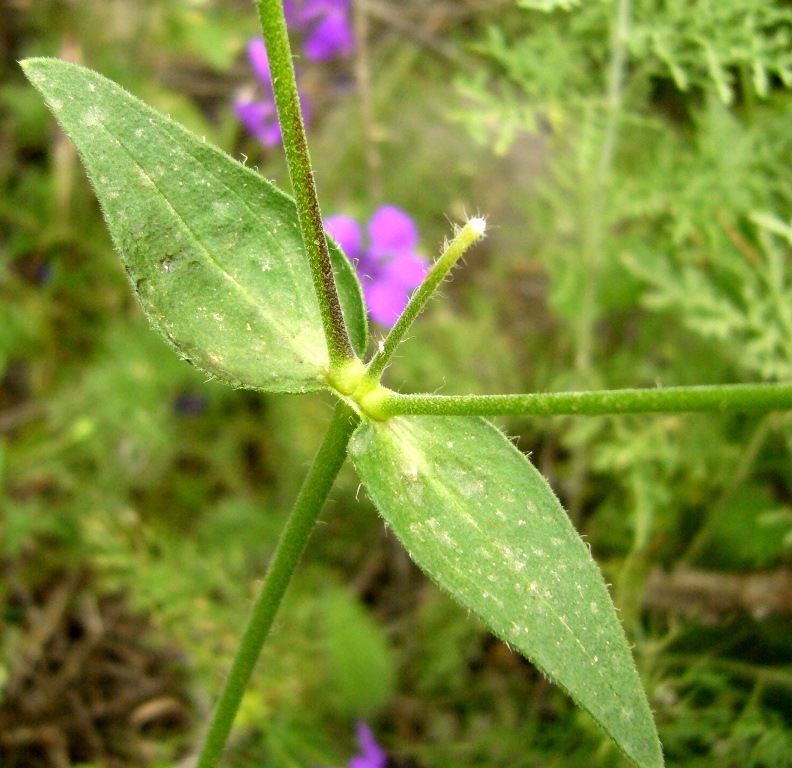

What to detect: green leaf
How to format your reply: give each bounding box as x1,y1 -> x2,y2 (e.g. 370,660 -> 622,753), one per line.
22,58 -> 367,393
322,586 -> 397,717
348,416 -> 663,768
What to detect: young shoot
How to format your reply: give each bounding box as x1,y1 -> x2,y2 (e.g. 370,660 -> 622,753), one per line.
328,215 -> 487,418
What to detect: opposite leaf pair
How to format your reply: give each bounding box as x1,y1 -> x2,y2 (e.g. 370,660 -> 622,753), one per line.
23,58 -> 663,768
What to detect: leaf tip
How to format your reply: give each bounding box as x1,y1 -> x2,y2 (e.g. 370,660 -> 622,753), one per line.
19,57 -> 61,91
19,57 -> 37,80
19,56 -> 49,74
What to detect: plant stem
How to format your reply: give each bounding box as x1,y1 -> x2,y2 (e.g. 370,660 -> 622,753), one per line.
256,0 -> 356,366
365,218 -> 486,382
195,401 -> 360,768
374,382 -> 792,418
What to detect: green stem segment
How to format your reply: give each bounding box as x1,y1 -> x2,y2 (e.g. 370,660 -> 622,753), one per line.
374,382 -> 792,418
365,217 -> 486,382
195,401 -> 360,768
256,0 -> 356,365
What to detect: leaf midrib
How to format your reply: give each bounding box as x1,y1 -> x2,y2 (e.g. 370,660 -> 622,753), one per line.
92,113 -> 327,375
155,117 -> 310,328
382,417 -> 641,729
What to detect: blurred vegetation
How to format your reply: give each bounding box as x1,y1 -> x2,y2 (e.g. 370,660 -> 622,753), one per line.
4,0 -> 792,766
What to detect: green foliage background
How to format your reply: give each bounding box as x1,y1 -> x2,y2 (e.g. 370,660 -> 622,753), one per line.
4,0 -> 792,766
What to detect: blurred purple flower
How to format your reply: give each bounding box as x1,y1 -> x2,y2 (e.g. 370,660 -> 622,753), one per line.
174,392 -> 207,416
321,722 -> 388,768
247,36 -> 273,85
285,0 -> 355,61
233,97 -> 282,147
326,206 -> 429,327
234,38 -> 312,147
349,722 -> 387,768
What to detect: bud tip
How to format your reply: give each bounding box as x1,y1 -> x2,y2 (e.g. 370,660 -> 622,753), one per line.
468,217 -> 487,237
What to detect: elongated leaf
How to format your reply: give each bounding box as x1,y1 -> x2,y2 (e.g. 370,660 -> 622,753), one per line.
22,58 -> 367,393
349,416 -> 663,768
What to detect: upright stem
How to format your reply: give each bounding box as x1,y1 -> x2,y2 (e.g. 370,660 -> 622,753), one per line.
365,218 -> 486,382
196,401 -> 360,768
373,382 -> 792,419
256,0 -> 356,366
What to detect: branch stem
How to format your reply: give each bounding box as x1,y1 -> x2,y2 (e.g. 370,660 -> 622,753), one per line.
195,401 -> 360,768
365,217 -> 486,382
374,382 -> 792,418
256,0 -> 356,365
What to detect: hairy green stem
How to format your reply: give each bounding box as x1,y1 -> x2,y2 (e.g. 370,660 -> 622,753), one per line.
373,382 -> 792,418
365,218 -> 486,382
196,401 -> 360,768
256,0 -> 356,365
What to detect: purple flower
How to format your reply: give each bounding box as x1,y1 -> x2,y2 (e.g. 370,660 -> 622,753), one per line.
233,96 -> 282,147
321,722 -> 388,768
326,206 -> 429,327
285,0 -> 355,61
174,392 -> 207,416
247,36 -> 273,86
234,38 -> 312,147
349,722 -> 387,768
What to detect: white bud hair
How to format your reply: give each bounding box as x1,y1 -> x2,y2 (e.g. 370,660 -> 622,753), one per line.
468,217 -> 487,236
